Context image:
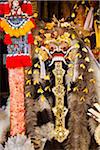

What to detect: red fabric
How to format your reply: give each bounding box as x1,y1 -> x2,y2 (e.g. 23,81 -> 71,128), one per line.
28,33 -> 34,44
4,34 -> 12,45
21,2 -> 33,15
4,3 -> 10,14
0,3 -> 10,14
6,55 -> 32,68
21,3 -> 27,12
26,3 -> 33,15
0,4 -> 3,14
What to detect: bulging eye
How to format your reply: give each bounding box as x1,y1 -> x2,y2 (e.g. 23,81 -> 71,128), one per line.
50,46 -> 54,51
60,42 -> 69,51
49,43 -> 56,51
62,47 -> 67,50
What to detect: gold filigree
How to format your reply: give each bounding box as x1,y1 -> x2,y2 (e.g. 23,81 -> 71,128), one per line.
52,62 -> 69,142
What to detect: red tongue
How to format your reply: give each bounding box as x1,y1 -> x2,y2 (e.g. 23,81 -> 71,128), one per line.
53,53 -> 64,57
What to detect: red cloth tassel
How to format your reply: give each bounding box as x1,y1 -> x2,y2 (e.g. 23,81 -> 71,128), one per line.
4,3 -> 10,14
21,2 -> 33,15
28,33 -> 34,44
4,34 -> 12,45
6,55 -> 32,68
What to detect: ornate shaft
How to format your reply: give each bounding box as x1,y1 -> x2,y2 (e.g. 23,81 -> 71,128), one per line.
52,62 -> 69,143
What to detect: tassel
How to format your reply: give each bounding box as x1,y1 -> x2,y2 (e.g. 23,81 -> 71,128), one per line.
40,59 -> 46,79
4,34 -> 12,45
28,33 -> 34,44
4,3 -> 10,14
89,13 -> 93,29
84,7 -> 94,30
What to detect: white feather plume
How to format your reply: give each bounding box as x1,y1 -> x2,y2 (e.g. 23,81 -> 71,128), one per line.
4,135 -> 34,150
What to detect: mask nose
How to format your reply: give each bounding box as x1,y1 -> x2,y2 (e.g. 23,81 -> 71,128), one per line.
56,46 -> 60,52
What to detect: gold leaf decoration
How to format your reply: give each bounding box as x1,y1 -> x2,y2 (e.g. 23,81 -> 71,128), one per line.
33,70 -> 39,75
63,32 -> 70,38
33,80 -> 39,85
46,22 -> 55,30
68,64 -> 74,68
74,4 -> 77,9
85,57 -> 90,62
45,86 -> 50,91
88,68 -> 94,72
90,79 -> 96,84
74,43 -> 80,49
35,35 -> 42,41
82,47 -> 88,53
28,69 -> 32,75
44,75 -> 50,80
40,95 -> 45,102
76,53 -> 82,58
26,92 -> 31,98
39,49 -> 49,61
35,48 -> 40,53
25,69 -> 32,75
78,75 -> 83,80
37,88 -> 44,94
84,38 -> 90,44
71,33 -> 76,39
67,85 -> 71,91
82,0 -> 85,4
44,33 -> 51,39
80,96 -> 85,102
73,86 -> 78,92
71,13 -> 75,18
34,63 -> 40,68
83,88 -> 88,94
80,64 -> 86,69
34,40 -> 38,45
26,80 -> 31,85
